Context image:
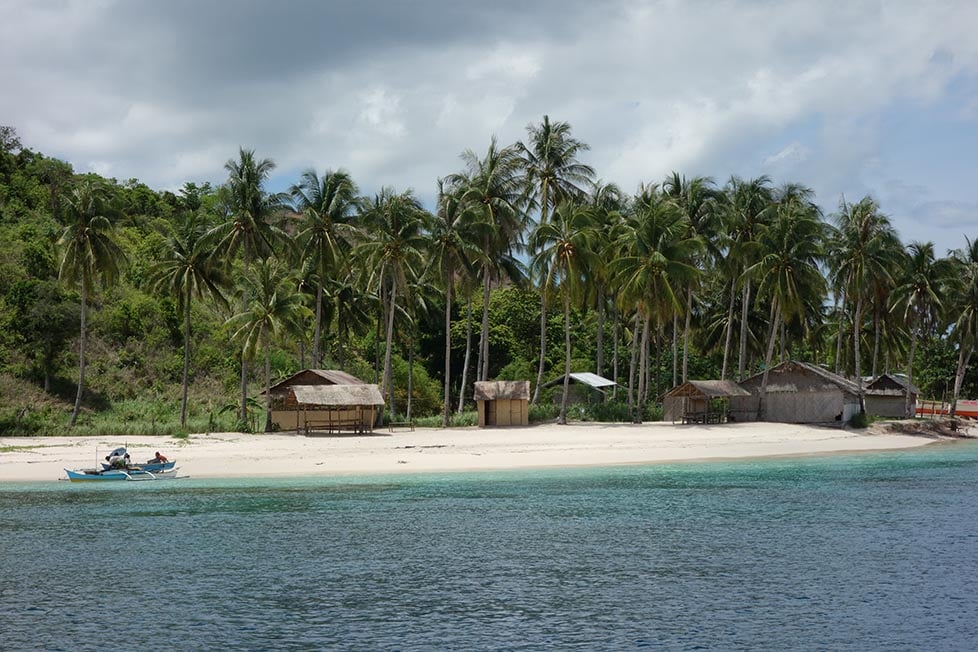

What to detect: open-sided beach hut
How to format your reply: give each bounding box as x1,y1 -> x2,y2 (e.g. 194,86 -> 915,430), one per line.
663,380 -> 752,424
288,384 -> 385,434
263,369 -> 372,432
865,373 -> 918,418
739,360 -> 861,424
474,380 -> 530,427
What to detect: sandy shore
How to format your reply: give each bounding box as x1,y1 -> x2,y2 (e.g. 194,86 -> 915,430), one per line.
0,421 -> 952,483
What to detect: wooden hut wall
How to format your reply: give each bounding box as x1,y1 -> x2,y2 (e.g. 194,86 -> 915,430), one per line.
478,398 -> 528,427
865,395 -> 911,419
271,406 -> 376,432
740,370 -> 858,423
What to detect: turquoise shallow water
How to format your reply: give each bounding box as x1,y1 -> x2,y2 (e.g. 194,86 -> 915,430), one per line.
3,441 -> 978,651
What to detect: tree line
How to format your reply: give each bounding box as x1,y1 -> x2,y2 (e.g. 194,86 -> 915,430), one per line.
1,121 -> 976,433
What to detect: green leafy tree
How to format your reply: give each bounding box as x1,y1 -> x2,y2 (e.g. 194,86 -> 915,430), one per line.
227,259 -> 311,432
58,179 -> 127,426
949,238 -> 978,415
150,214 -> 229,426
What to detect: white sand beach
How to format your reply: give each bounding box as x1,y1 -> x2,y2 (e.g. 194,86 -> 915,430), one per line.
0,420 -> 956,483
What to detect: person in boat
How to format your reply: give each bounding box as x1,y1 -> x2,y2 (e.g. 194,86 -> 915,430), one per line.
105,448 -> 128,469
148,451 -> 169,464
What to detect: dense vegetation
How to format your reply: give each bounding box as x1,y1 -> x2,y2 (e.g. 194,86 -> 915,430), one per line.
1,122 -> 976,435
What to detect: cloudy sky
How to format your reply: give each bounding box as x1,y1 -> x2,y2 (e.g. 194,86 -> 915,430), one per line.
2,0 -> 977,254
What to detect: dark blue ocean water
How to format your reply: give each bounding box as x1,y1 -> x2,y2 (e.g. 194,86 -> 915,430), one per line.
3,442 -> 978,651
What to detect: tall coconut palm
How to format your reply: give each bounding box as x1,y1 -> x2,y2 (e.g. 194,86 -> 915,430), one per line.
448,138 -> 527,384
58,179 -> 127,427
530,200 -> 598,424
746,197 -> 826,418
722,176 -> 774,381
663,172 -> 718,383
211,148 -> 289,424
831,196 -> 903,412
227,259 -> 311,432
587,180 -> 627,381
149,214 -> 229,426
949,237 -> 978,416
428,179 -> 483,426
518,116 -> 595,402
355,188 -> 430,417
891,242 -> 951,416
290,168 -> 359,367
612,185 -> 701,421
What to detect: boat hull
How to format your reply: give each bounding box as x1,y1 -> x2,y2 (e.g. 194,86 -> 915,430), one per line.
64,468 -> 179,482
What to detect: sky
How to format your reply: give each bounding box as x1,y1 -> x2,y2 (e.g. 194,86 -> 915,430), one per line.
2,0 -> 978,255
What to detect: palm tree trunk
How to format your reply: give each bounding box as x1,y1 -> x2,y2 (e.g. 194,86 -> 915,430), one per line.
264,325 -> 273,432
479,271 -> 491,382
951,345 -> 972,418
636,314 -> 650,423
871,309 -> 881,379
443,270 -> 453,427
181,284 -> 192,427
758,299 -> 781,420
384,279 -> 397,418
407,332 -> 414,421
683,289 -> 692,383
612,302 -> 620,400
905,331 -> 918,419
558,289 -> 571,425
628,311 -> 639,419
312,283 -> 323,366
240,250 -> 251,425
671,312 -> 678,388
69,276 -> 87,427
738,278 -> 752,381
853,294 -> 865,413
834,292 -> 845,376
457,298 -> 473,413
533,282 -> 549,404
721,276 -> 736,380
596,284 -> 605,379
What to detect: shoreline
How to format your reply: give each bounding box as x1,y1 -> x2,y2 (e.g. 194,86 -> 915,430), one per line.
0,420 -> 963,484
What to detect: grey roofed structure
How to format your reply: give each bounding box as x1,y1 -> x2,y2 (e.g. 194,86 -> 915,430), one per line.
473,380 -> 531,401
667,380 -> 751,398
291,384 -> 385,406
739,360 -> 861,424
542,372 -> 617,389
865,372 -> 919,396
663,380 -> 751,423
742,360 -> 860,394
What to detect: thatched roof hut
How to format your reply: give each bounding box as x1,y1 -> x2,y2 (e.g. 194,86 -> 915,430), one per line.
474,380 -> 530,427
663,380 -> 751,423
739,360 -> 860,424
865,373 -> 919,418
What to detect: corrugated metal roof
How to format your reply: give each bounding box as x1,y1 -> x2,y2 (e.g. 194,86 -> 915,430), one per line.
291,384 -> 385,406
543,372 -> 617,389
473,380 -> 531,401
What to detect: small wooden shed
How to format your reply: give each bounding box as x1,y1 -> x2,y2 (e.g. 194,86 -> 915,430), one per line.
865,373 -> 919,418
474,380 -> 530,427
663,380 -> 752,424
289,384 -> 385,434
739,360 -> 861,424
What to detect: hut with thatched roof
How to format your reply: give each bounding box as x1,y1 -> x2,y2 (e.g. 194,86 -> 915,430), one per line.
263,369 -> 382,433
865,373 -> 918,418
739,360 -> 861,424
662,380 -> 752,424
474,380 -> 530,427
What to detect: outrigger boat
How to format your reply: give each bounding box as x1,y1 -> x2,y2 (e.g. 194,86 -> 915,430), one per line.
100,460 -> 176,473
64,467 -> 180,482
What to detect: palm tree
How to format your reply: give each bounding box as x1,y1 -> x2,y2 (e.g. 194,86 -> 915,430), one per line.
587,180 -> 627,381
518,116 -> 595,402
831,196 -> 903,412
355,188 -> 430,417
226,259 -> 311,432
149,214 -> 229,426
211,148 -> 289,424
949,238 -> 978,416
428,179 -> 483,426
448,138 -> 527,384
530,200 -> 598,424
746,196 -> 826,418
891,242 -> 951,416
663,172 -> 718,383
290,168 -> 359,367
722,176 -> 774,381
58,179 -> 127,427
612,184 -> 701,420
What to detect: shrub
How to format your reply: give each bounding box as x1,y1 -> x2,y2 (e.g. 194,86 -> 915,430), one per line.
848,411 -> 869,429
